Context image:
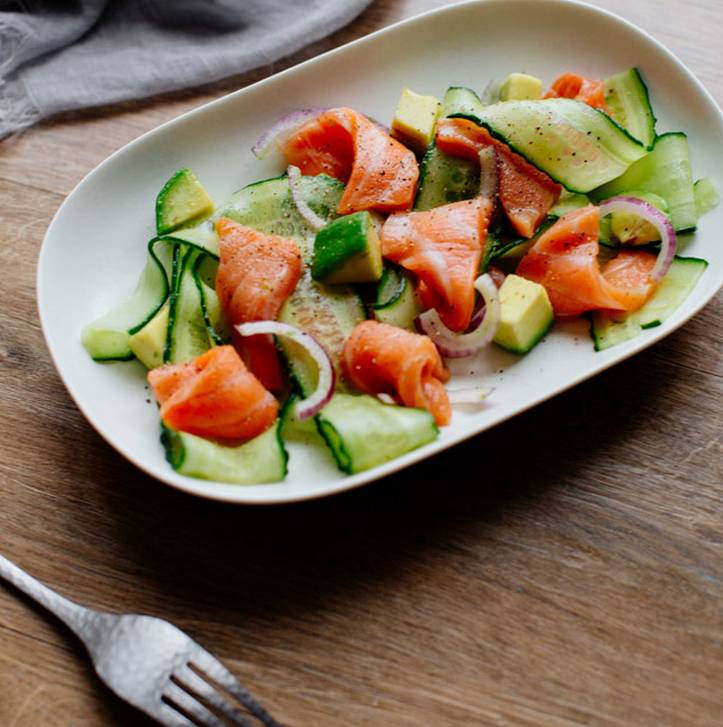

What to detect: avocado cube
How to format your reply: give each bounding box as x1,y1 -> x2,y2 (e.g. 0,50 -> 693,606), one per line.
494,275 -> 554,354
312,211 -> 383,284
609,190 -> 668,245
499,73 -> 543,101
156,168 -> 214,235
391,88 -> 441,154
129,303 -> 169,369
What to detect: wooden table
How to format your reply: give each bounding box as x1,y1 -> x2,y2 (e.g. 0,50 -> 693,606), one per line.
1,1 -> 721,724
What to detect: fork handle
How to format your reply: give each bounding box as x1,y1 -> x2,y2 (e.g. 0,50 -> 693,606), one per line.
0,554 -> 97,636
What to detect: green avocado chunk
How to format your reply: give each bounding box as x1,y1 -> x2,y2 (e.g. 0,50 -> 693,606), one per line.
312,211 -> 383,284
494,274 -> 554,354
129,302 -> 169,369
156,168 -> 214,235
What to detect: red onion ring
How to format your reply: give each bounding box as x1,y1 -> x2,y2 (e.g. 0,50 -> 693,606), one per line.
417,274 -> 501,358
598,195 -> 677,281
287,165 -> 328,231
468,303 -> 486,332
467,267 -> 504,330
251,107 -> 328,159
486,265 -> 506,289
235,321 -> 335,420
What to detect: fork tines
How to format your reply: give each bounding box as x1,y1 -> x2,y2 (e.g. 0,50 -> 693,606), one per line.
161,651 -> 283,727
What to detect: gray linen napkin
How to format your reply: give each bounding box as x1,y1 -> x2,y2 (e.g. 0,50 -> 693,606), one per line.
0,0 -> 373,138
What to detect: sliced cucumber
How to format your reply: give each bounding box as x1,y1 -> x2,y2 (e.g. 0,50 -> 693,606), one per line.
414,145 -> 479,211
156,168 -> 214,236
315,394 -> 438,474
608,190 -> 668,245
590,256 -> 707,351
461,98 -> 648,193
164,247 -> 215,364
549,193 -> 591,217
216,174 -> 365,388
280,393 -> 324,442
604,68 -> 656,149
81,239 -> 173,361
694,177 -> 720,218
490,217 -> 558,266
592,132 -> 696,232
440,86 -> 484,118
161,422 -> 287,484
374,263 -> 406,307
192,254 -> 228,345
480,231 -> 500,273
373,265 -> 422,330
491,239 -> 536,272
162,224 -> 219,258
280,274 -> 366,394
414,86 -> 483,211
216,174 -> 341,250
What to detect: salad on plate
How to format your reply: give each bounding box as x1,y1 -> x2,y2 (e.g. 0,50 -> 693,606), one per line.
80,68 -> 719,485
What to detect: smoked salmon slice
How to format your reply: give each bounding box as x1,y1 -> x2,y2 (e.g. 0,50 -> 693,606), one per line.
215,217 -> 303,390
148,345 -> 279,440
381,197 -> 492,332
435,117 -> 561,238
283,107 -> 419,214
544,73 -> 610,113
342,320 -> 451,426
516,205 -> 656,318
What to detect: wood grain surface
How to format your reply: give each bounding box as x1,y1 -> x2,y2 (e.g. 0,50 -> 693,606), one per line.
1,1 -> 721,725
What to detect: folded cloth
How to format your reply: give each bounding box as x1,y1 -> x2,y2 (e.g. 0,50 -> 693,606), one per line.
0,0 -> 373,138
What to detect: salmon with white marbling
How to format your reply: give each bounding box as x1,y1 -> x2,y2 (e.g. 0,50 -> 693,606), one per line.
517,205 -> 656,317
215,217 -> 302,390
283,107 -> 419,214
381,197 -> 492,332
342,321 -> 451,426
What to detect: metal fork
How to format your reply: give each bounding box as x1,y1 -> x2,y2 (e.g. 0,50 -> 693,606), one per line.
0,554 -> 283,727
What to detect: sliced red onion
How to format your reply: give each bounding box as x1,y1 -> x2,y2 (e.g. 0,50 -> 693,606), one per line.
598,195 -> 676,281
447,386 -> 494,405
287,165 -> 328,231
467,267 -> 505,330
468,303 -> 486,331
235,321 -> 335,420
417,274 -> 501,358
376,393 -> 397,405
486,264 -> 506,289
251,107 -> 327,159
